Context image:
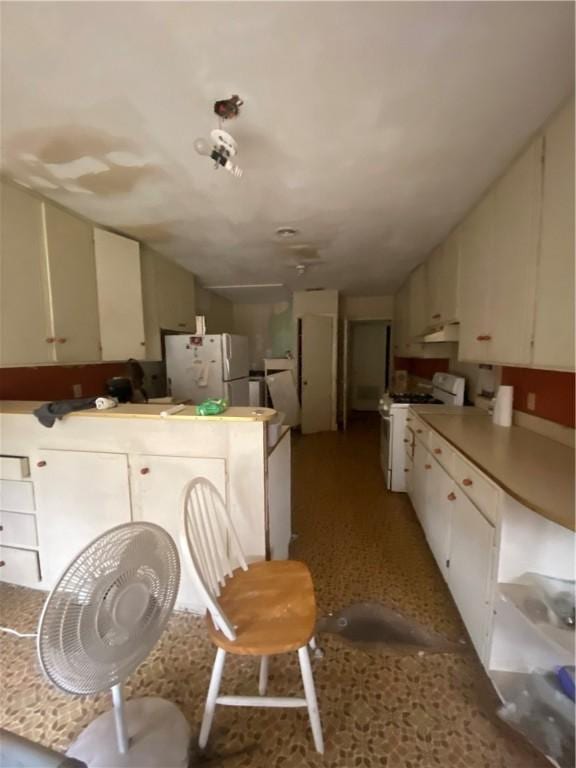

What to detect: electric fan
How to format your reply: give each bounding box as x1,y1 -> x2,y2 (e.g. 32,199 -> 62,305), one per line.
37,522 -> 190,768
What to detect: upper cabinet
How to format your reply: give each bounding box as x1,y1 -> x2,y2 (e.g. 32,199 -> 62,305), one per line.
408,263 -> 428,339
43,203 -> 101,362
94,228 -> 146,360
0,188 -> 101,365
532,100 -> 575,370
0,185 -> 52,365
459,139 -> 542,365
427,230 -> 459,329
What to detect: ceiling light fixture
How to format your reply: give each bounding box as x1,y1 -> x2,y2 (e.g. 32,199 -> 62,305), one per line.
194,96 -> 244,178
276,226 -> 299,239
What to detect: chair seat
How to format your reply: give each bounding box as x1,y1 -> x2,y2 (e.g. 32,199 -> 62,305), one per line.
206,560 -> 317,655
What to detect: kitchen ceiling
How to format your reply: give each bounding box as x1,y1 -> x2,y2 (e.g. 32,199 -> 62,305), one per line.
1,2 -> 574,301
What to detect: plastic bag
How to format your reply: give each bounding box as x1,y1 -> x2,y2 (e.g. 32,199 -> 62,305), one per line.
196,398 -> 228,416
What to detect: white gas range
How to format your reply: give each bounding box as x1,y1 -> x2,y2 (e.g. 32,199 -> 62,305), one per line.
378,372 -> 465,492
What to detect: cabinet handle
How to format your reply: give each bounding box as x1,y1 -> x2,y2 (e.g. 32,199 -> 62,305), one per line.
424,464 -> 432,470
447,492 -> 456,501
0,525 -> 3,532
45,337 -> 55,344
140,341 -> 146,346
432,313 -> 441,319
56,338 -> 67,344
178,323 -> 186,328
476,335 -> 492,341
404,468 -> 410,473
403,438 -> 409,444
433,448 -> 442,455
36,461 -> 47,468
406,418 -> 412,422
462,478 -> 473,487
140,467 -> 150,475
416,429 -> 423,434
0,561 -> 5,568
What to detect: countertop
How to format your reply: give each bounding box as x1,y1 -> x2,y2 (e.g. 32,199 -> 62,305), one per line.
0,401 -> 278,423
412,406 -> 575,532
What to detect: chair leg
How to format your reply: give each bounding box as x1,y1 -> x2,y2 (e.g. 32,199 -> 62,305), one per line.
199,648 -> 226,749
297,646 -> 324,754
258,655 -> 269,695
309,635 -> 325,659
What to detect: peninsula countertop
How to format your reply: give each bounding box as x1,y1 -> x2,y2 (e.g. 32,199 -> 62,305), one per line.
0,401 -> 279,423
411,406 -> 575,532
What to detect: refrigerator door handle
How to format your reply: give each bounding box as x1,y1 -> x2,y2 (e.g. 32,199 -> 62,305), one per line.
223,334 -> 231,381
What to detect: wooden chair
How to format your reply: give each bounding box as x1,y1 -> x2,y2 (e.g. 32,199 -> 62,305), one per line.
180,477 -> 324,754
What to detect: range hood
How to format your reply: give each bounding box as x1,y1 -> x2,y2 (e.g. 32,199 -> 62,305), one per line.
422,323 -> 460,343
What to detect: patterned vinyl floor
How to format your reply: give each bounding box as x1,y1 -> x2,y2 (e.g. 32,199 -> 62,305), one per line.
0,415 -> 547,767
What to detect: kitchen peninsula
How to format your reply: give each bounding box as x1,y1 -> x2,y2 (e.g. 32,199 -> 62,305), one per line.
0,402 -> 291,611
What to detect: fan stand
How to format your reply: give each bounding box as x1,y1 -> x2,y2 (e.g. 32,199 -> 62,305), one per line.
66,684 -> 191,768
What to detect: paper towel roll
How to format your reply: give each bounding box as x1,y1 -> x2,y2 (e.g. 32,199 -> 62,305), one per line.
492,385 -> 513,427
95,397 -> 118,411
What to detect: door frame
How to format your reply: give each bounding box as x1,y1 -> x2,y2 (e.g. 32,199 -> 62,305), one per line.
340,317 -> 391,429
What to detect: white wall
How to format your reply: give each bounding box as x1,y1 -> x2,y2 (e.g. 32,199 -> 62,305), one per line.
233,302 -> 292,370
341,295 -> 394,320
196,286 -> 234,334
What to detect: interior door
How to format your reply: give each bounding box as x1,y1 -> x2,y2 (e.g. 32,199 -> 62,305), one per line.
301,315 -> 334,434
342,319 -> 350,431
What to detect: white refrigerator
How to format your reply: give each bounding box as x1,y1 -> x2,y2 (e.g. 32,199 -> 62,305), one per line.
166,334 -> 250,405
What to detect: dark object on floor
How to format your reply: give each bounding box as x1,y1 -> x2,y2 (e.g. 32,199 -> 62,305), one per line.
33,398 -> 98,429
317,601 -> 466,654
0,727 -> 86,768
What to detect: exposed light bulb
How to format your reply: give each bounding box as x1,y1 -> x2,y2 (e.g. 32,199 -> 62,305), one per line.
193,138 -> 212,157
224,160 -> 243,178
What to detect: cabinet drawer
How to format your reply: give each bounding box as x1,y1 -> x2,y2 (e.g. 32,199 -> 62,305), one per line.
0,480 -> 35,512
429,432 -> 454,474
453,453 -> 499,523
411,416 -> 430,446
0,511 -> 38,548
0,456 -> 30,480
0,546 -> 41,587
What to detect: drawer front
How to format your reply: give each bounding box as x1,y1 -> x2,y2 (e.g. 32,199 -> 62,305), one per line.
0,511 -> 38,548
0,546 -> 41,587
411,416 -> 430,447
0,456 -> 30,480
0,480 -> 35,512
453,453 -> 499,523
429,432 -> 454,474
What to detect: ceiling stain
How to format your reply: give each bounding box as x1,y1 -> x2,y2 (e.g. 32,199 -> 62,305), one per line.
118,221 -> 179,242
73,163 -> 165,195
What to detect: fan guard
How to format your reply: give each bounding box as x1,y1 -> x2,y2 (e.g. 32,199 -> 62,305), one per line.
38,522 -> 180,695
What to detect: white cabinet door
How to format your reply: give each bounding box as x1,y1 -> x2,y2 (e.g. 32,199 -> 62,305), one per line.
447,490 -> 495,659
532,100 -> 575,370
43,203 -> 101,362
425,458 -> 454,581
267,434 -> 291,560
0,183 -> 52,364
130,455 -> 226,611
411,440 -> 430,530
458,192 -> 496,362
94,228 -> 146,360
33,450 -> 131,587
428,230 -> 460,329
490,139 -> 541,365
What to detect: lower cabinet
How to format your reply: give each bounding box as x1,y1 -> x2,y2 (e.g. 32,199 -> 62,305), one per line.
409,439 -> 497,663
447,490 -> 495,659
33,449 -> 132,587
130,455 -> 227,611
425,457 -> 453,582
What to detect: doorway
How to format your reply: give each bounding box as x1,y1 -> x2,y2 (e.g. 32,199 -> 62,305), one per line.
342,320 -> 390,427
